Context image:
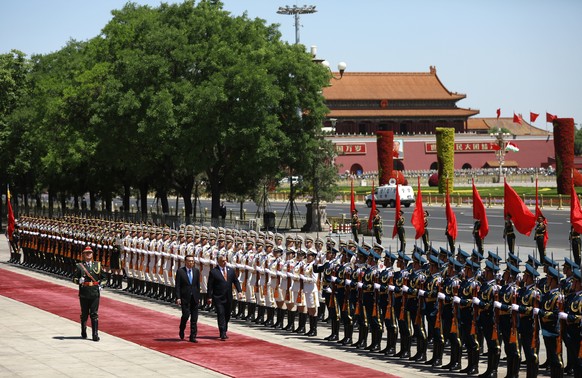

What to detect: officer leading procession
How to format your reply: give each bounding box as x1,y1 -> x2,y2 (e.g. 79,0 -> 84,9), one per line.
4,173 -> 582,378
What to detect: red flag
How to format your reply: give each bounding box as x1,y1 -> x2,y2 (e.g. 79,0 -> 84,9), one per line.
410,176 -> 425,239
496,108 -> 501,119
445,182 -> 457,240
571,177 -> 582,234
7,187 -> 15,240
546,112 -> 557,122
392,183 -> 401,239
530,112 -> 539,123
367,181 -> 376,230
472,180 -> 489,239
350,179 -> 356,215
534,177 -> 548,247
491,143 -> 502,151
504,180 -> 536,236
513,113 -> 522,125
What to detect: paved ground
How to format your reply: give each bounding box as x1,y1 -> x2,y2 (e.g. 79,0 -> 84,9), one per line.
1,235 -> 558,378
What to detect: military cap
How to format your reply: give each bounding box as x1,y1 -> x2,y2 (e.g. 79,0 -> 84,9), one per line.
487,251 -> 502,263
286,248 -> 296,255
373,242 -> 383,251
524,263 -> 540,277
255,239 -> 265,247
218,227 -> 225,234
225,235 -> 234,242
208,233 -> 217,240
285,234 -> 294,241
507,252 -> 522,265
383,250 -> 397,261
217,234 -> 226,241
449,258 -> 465,271
201,226 -> 209,233
398,251 -> 412,262
235,237 -> 244,244
305,235 -> 314,243
472,249 -> 484,261
485,260 -> 500,272
266,231 -> 274,239
357,246 -> 369,257
163,228 -> 170,235
307,248 -> 317,256
225,228 -> 233,236
343,247 -> 355,257
265,239 -> 275,248
82,246 -> 94,254
327,238 -> 337,246
413,245 -> 425,255
201,233 -> 209,240
275,233 -> 284,240
339,239 -> 347,247
465,259 -> 480,271
573,268 -> 581,281
564,257 -> 579,269
547,266 -> 563,280
429,254 -> 442,266
297,248 -> 307,255
348,239 -> 357,247
209,226 -> 217,233
315,237 -> 324,245
369,249 -> 381,260
295,235 -> 304,244
362,241 -> 373,250
240,230 -> 248,238
526,255 -> 542,269
413,252 -> 427,264
331,247 -> 339,255
274,246 -> 284,253
246,238 -> 255,245
457,248 -> 471,260
505,262 -> 520,276
543,255 -> 558,268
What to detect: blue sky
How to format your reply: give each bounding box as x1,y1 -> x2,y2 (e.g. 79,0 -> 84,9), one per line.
1,0 -> 581,126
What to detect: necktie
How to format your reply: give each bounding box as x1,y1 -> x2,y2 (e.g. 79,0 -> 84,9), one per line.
188,269 -> 192,284
223,267 -> 227,280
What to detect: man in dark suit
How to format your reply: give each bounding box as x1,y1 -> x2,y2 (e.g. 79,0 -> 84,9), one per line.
207,251 -> 243,340
175,254 -> 201,342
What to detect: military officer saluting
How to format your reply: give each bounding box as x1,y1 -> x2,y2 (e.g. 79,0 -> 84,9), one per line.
73,246 -> 104,341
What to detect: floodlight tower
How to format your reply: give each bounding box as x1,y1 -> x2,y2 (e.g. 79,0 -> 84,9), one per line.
277,5 -> 317,44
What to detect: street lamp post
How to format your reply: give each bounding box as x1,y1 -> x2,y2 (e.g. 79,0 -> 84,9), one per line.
277,5 -> 317,45
493,130 -> 510,182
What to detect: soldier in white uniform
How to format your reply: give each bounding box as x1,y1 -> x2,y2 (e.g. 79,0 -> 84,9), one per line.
241,239 -> 256,321
291,249 -> 307,334
303,249 -> 320,336
282,247 -> 297,330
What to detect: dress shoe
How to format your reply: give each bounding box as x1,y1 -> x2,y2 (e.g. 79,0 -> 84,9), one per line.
220,334 -> 227,341
179,330 -> 185,340
189,337 -> 198,343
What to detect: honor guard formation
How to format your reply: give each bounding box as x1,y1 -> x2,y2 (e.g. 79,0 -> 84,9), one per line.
7,214 -> 582,378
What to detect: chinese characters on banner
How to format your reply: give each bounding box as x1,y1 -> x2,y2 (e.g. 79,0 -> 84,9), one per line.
425,142 -> 500,153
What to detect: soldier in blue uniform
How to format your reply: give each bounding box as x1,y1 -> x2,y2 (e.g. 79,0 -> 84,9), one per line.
516,264 -> 542,378
538,265 -> 564,377
404,251 -> 428,362
497,262 -> 521,378
73,246 -> 104,341
561,261 -> 580,375
317,247 -> 340,341
423,254 -> 444,367
440,258 -> 464,371
559,268 -> 581,378
393,251 -> 412,359
456,259 -> 481,375
362,249 -> 382,351
378,250 -> 397,355
335,247 -> 354,346
475,260 -> 500,378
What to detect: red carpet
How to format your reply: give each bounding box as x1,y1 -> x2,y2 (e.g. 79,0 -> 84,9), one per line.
0,267 -> 396,378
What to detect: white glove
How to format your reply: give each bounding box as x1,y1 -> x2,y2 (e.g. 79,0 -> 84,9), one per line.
558,311 -> 568,320
373,283 -> 381,290
79,277 -> 85,285
494,301 -> 502,309
418,290 -> 426,297
511,304 -> 520,312
99,285 -> 102,292
402,285 -> 409,292
472,297 -> 480,305
388,285 -> 395,292
437,292 -> 446,300
453,296 -> 461,304
331,276 -> 337,282
533,308 -> 540,315
299,274 -> 306,280
345,279 -> 352,285
325,287 -> 332,293
287,272 -> 293,278
357,282 -> 363,289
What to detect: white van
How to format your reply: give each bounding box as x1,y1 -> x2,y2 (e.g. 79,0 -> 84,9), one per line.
365,183 -> 415,208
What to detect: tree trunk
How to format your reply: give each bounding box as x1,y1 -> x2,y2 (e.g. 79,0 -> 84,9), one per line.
123,182 -> 131,213
48,188 -> 54,218
74,196 -> 79,210
157,189 -> 169,214
178,180 -> 193,224
139,182 -> 148,216
104,191 -> 112,213
193,181 -> 200,223
60,193 -> 66,213
208,169 -> 222,224
89,191 -> 96,212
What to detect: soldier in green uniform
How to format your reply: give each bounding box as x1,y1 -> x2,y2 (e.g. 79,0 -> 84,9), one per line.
351,209 -> 360,244
570,226 -> 581,267
372,209 -> 382,245
534,215 -> 547,261
504,214 -> 516,255
422,210 -> 430,252
73,246 -> 104,341
396,210 -> 406,252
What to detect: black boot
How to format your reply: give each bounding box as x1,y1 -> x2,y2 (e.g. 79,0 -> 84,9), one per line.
294,313 -> 307,334
264,308 -> 275,327
352,325 -> 364,347
284,310 -> 295,331
478,350 -> 495,378
325,317 -> 339,341
254,305 -> 265,324
448,342 -> 462,371
432,340 -> 443,367
239,302 -> 247,320
305,315 -> 317,336
272,308 -> 283,329
466,349 -> 479,375
460,349 -> 475,373
247,303 -> 256,322
317,303 -> 326,321
414,337 -> 427,362
81,320 -> 87,339
91,319 -> 100,342
526,359 -> 538,378
397,334 -> 411,359
341,323 -> 353,346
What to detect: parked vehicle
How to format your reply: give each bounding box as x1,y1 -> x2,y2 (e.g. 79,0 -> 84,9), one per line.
365,183 -> 415,208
